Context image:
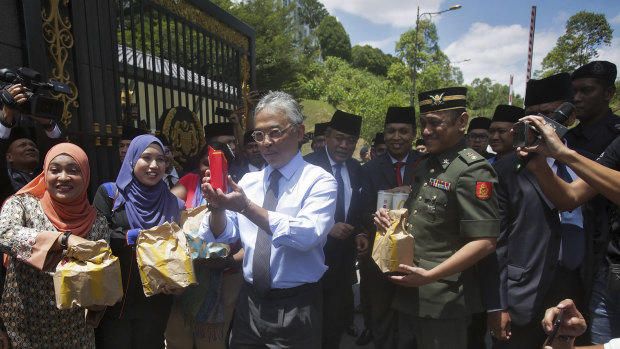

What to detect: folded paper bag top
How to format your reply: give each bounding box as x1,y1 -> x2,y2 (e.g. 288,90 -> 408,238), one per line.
371,208 -> 415,274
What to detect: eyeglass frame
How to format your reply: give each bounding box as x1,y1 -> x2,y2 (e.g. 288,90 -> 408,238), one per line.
252,123 -> 296,143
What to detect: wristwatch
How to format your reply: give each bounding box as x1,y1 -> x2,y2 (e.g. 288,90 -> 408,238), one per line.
60,231 -> 72,250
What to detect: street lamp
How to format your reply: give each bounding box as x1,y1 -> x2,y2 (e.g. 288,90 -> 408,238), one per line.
411,4 -> 462,105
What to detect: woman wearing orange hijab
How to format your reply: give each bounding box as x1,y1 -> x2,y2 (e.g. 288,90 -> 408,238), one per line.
0,143 -> 111,348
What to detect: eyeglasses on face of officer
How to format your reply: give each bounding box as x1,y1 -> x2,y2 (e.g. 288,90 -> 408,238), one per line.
252,123 -> 295,143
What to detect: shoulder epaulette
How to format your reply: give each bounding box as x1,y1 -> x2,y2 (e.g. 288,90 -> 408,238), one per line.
457,149 -> 485,165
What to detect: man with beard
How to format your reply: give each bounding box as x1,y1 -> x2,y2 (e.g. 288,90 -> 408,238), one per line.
358,106 -> 421,348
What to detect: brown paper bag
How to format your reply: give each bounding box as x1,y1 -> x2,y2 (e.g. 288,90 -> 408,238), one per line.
180,205 -> 231,260
136,222 -> 197,296
371,208 -> 414,274
53,239 -> 123,309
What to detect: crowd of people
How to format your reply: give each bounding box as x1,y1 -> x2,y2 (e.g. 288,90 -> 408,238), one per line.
0,59 -> 618,349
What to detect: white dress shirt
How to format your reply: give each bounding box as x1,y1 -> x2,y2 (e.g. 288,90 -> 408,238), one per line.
199,151 -> 337,288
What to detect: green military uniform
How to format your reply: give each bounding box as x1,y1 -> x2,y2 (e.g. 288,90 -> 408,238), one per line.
393,137 -> 499,313
393,139 -> 500,347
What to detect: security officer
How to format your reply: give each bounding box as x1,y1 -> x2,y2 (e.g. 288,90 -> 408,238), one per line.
566,61 -> 620,159
376,87 -> 499,349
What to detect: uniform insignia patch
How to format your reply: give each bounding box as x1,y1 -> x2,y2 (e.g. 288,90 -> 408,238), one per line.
429,178 -> 451,191
442,158 -> 450,165
429,93 -> 445,106
476,181 -> 491,200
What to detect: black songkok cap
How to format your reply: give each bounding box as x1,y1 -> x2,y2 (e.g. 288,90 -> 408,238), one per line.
156,134 -> 171,148
415,139 -> 426,146
314,122 -> 329,137
372,132 -> 384,146
7,127 -> 35,147
572,61 -> 617,87
524,73 -> 573,107
385,106 -> 415,126
329,110 -> 362,137
121,125 -> 147,140
243,130 -> 255,145
418,87 -> 467,114
491,105 -> 525,123
204,122 -> 235,139
467,117 -> 491,133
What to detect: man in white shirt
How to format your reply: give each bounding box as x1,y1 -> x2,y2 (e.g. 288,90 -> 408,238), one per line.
200,91 -> 337,348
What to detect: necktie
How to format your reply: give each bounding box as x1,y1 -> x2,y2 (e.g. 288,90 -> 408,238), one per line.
395,161 -> 405,186
252,170 -> 282,296
555,160 -> 584,270
334,163 -> 345,223
166,175 -> 175,189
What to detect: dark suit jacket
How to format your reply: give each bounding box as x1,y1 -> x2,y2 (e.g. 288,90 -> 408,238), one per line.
304,147 -> 362,288
359,150 -> 421,235
480,153 -> 562,325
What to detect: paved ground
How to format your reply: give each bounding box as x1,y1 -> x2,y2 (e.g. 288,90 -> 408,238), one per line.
340,282 -> 374,349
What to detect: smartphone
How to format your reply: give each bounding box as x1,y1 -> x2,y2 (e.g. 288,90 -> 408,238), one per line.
543,308 -> 565,347
215,107 -> 233,118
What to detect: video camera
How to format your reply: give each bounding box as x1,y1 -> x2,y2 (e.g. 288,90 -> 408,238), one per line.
0,67 -> 71,120
512,102 -> 574,148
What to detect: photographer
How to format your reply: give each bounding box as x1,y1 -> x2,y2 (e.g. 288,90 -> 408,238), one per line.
0,83 -> 62,139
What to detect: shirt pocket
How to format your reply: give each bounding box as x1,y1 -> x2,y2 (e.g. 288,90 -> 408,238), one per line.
416,188 -> 449,222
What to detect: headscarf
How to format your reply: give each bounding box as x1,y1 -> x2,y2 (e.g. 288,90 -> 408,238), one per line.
113,135 -> 184,229
15,143 -> 97,237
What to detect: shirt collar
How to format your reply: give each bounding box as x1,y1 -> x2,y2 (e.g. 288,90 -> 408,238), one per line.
388,152 -> 408,164
265,151 -> 303,181
431,138 -> 467,169
169,168 -> 179,179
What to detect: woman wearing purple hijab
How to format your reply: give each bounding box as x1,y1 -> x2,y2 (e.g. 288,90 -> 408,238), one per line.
93,135 -> 184,349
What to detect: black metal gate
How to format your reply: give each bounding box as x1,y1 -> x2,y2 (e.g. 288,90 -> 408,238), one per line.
17,0 -> 255,191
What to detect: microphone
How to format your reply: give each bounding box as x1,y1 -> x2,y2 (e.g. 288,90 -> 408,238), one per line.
515,102 -> 574,173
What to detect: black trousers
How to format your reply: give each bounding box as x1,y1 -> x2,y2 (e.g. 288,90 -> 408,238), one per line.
322,281 -> 354,349
95,309 -> 169,349
230,282 -> 323,349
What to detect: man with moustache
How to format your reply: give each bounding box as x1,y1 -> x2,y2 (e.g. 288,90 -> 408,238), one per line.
358,106 -> 421,348
376,87 -> 498,349
305,110 -> 363,348
487,105 -> 524,164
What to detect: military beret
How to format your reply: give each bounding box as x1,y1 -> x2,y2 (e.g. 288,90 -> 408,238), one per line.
572,61 -> 617,87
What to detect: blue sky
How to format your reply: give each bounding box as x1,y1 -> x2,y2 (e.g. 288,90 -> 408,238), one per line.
320,0 -> 620,97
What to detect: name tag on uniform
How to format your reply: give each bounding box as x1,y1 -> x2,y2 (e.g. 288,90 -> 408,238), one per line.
429,178 -> 451,191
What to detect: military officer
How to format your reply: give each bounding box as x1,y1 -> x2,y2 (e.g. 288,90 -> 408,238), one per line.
375,87 -> 500,349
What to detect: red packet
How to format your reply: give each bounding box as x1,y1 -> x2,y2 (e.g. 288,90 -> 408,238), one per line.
208,146 -> 228,192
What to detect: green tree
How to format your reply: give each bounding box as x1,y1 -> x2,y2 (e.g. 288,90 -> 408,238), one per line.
351,45 -> 398,76
298,57 -> 409,141
298,0 -> 329,30
224,0 -> 307,90
316,16 -> 352,62
395,21 -> 463,102
539,11 -> 613,77
466,78 -> 524,118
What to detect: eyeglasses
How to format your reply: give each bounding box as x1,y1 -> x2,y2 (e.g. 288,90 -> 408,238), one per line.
468,134 -> 489,141
252,124 -> 294,143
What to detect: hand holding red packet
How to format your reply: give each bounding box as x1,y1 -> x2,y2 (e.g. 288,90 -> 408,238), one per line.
208,145 -> 228,192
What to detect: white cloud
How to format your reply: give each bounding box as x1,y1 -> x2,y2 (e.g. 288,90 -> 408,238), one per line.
444,22 -> 561,99
598,38 -> 620,69
320,0 -> 451,28
610,11 -> 620,24
357,36 -> 399,53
